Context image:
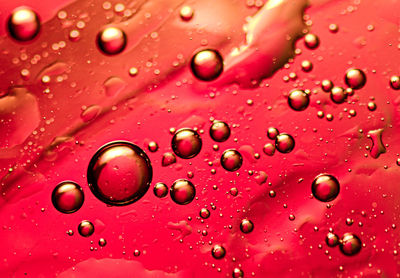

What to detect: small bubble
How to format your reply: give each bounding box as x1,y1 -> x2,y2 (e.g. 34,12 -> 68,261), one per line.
240,219 -> 254,233
275,133 -> 295,153
345,68 -> 366,90
230,187 -> 238,196
51,181 -> 84,214
221,149 -> 243,172
269,190 -> 276,198
232,267 -> 244,278
304,33 -> 320,49
311,174 -> 340,202
390,75 -> 400,90
263,143 -> 275,156
288,90 -> 310,111
211,244 -> 226,259
367,102 -> 377,111
329,23 -> 339,33
96,26 -> 127,55
190,49 -> 223,81
210,121 -> 231,142
170,179 -> 196,205
162,152 -> 177,166
321,79 -> 333,92
267,127 -> 279,140
180,6 -> 194,21
171,128 -> 202,159
99,238 -> 107,247
289,214 -> 295,221
7,7 -> 40,41
325,232 -> 339,247
78,220 -> 94,237
153,182 -> 168,198
147,141 -> 158,152
301,60 -> 313,72
200,208 -> 210,219
129,67 -> 138,77
133,249 -> 141,256
69,30 -> 80,42
339,233 -> 362,256
330,86 -> 347,104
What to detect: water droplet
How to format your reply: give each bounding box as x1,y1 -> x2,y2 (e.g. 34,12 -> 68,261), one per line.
304,33 -> 320,49
367,102 -> 377,111
190,49 -> 223,81
96,26 -> 127,55
390,75 -> 400,90
87,141 -> 153,206
170,179 -> 196,205
368,128 -> 386,159
133,249 -> 141,256
7,7 -> 40,41
221,149 -> 243,172
180,6 -> 194,21
153,182 -> 168,198
288,90 -> 310,111
339,233 -> 362,256
51,181 -> 84,214
267,127 -> 279,140
147,141 -> 159,152
171,128 -> 202,159
211,244 -> 226,259
311,174 -> 340,202
345,68 -> 366,90
78,220 -> 94,237
240,219 -> 254,233
210,121 -> 231,142
325,232 -> 339,247
232,268 -> 244,277
330,86 -> 347,104
99,238 -> 107,247
321,79 -> 333,92
301,60 -> 313,72
275,133 -> 295,153
200,208 -> 210,219
162,152 -> 177,166
263,143 -> 275,156
329,23 -> 339,33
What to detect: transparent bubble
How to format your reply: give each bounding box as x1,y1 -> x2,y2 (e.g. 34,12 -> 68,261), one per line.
330,86 -> 347,104
7,7 -> 40,41
263,143 -> 275,156
211,244 -> 226,259
190,49 -> 224,81
345,68 -> 366,90
210,121 -> 231,142
339,233 -> 362,256
87,141 -> 153,206
301,60 -> 313,72
288,90 -> 310,111
51,181 -> 84,214
153,182 -> 168,198
311,174 -> 340,202
96,26 -> 127,55
275,133 -> 295,153
147,141 -> 159,152
171,128 -> 202,159
304,33 -> 320,49
232,267 -> 244,278
325,232 -> 339,247
78,220 -> 95,237
390,75 -> 400,90
170,179 -> 196,205
221,149 -> 243,172
321,79 -> 333,92
200,208 -> 210,219
99,238 -> 107,247
240,218 -> 254,233
180,6 -> 194,21
267,127 -> 279,140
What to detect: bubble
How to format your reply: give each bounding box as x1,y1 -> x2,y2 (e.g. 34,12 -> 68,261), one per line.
210,121 -> 231,142
200,208 -> 210,219
311,174 -> 340,202
330,86 -> 347,104
301,60 -> 313,72
133,249 -> 141,256
345,68 -> 366,90
171,128 -> 202,159
51,181 -> 84,214
267,127 -> 279,140
87,141 -> 153,206
321,79 -> 333,92
288,90 -> 310,111
170,179 -> 196,205
240,218 -> 254,233
180,6 -> 194,21
147,141 -> 158,152
275,133 -> 295,153
99,238 -> 107,247
390,75 -> 400,90
304,33 -> 320,49
153,182 -> 168,198
329,23 -> 339,33
162,152 -> 177,166
78,220 -> 94,237
232,268 -> 244,278
263,143 -> 275,156
221,149 -> 243,172
96,26 -> 127,55
190,49 -> 223,81
211,244 -> 226,259
339,233 -> 362,256
325,232 -> 339,247
7,7 -> 40,41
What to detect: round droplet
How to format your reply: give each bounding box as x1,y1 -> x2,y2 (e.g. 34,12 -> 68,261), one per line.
51,181 -> 84,214
339,233 -> 362,256
367,102 -> 377,111
171,128 -> 202,159
232,268 -> 244,278
275,133 -> 295,153
190,49 -> 223,81
240,219 -> 254,234
321,79 -> 333,92
162,152 -> 177,166
170,179 -> 196,205
210,121 -> 230,142
325,232 -> 339,247
153,182 -> 168,198
133,249 -> 141,256
390,75 -> 400,90
78,220 -> 94,237
304,33 -> 320,49
288,90 -> 310,111
200,208 -> 210,219
87,141 -> 153,206
267,127 -> 279,140
311,174 -> 340,202
301,60 -> 313,72
96,26 -> 127,55
329,23 -> 339,33
263,143 -> 275,156
345,68 -> 366,90
221,149 -> 243,172
7,7 -> 40,41
147,141 -> 158,152
99,238 -> 107,247
180,6 -> 194,21
211,244 -> 226,259
330,86 -> 347,104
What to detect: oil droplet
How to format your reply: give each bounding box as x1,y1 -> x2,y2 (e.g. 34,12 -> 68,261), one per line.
78,220 -> 94,237
240,219 -> 254,233
99,238 -> 107,247
232,268 -> 244,278
200,208 -> 210,219
390,75 -> 400,90
367,102 -> 377,111
345,68 -> 366,90
190,49 -> 224,81
325,232 -> 339,247
170,179 -> 196,205
147,141 -> 159,152
221,149 -> 243,172
311,174 -> 340,202
275,133 -> 295,153
96,26 -> 127,55
162,152 -> 177,166
267,127 -> 279,140
301,60 -> 313,72
153,182 -> 168,198
288,90 -> 310,111
330,86 -> 347,104
171,128 -> 202,159
368,129 -> 386,159
7,7 -> 40,41
211,244 -> 226,259
339,233 -> 362,256
87,141 -> 153,206
180,6 -> 194,21
321,79 -> 333,92
210,121 -> 231,142
304,33 -> 320,49
263,143 -> 275,156
51,181 -> 84,214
